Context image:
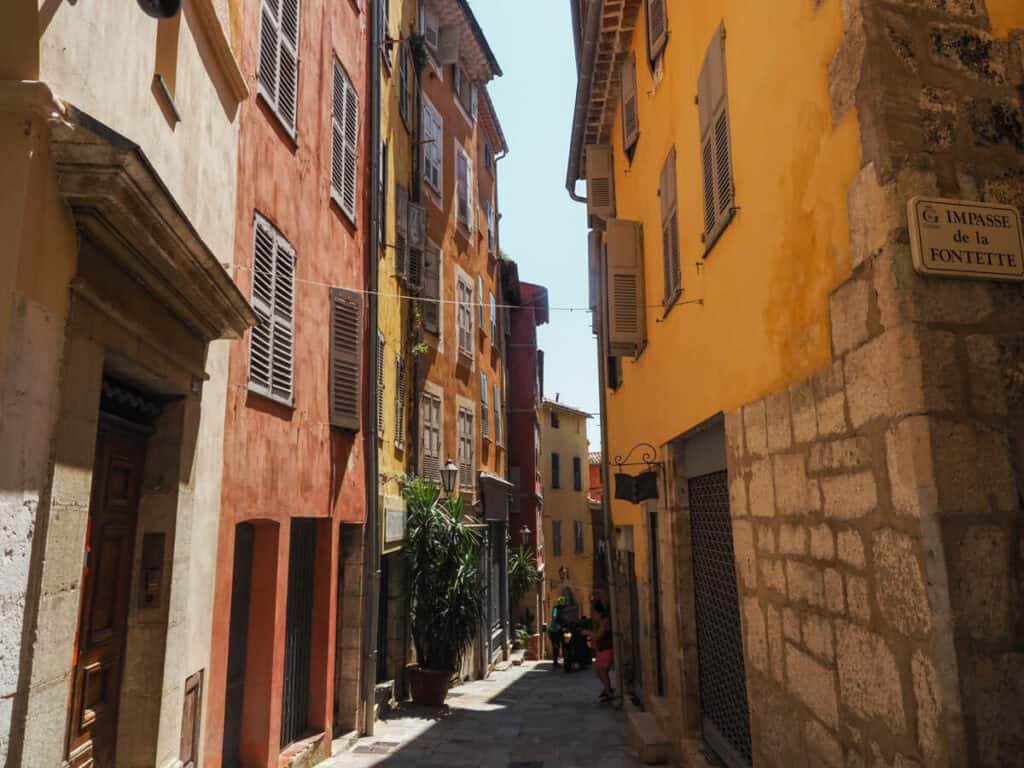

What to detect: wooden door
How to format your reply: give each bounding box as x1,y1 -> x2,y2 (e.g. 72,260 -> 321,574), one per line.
221,523 -> 255,768
67,419 -> 148,768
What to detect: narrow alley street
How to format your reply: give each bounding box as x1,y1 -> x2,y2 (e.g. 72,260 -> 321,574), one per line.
326,662 -> 648,768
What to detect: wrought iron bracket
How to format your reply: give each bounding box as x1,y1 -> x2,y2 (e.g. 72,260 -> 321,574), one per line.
613,442 -> 664,472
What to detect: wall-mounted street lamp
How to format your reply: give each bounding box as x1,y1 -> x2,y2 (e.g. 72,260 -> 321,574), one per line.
519,524 -> 532,544
441,457 -> 459,497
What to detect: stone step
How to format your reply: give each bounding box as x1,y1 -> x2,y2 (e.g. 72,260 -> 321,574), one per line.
510,649 -> 526,666
627,710 -> 672,765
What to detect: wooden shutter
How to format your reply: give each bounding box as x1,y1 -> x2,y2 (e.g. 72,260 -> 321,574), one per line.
698,22 -> 732,247
659,147 -> 681,303
331,63 -> 346,207
588,229 -> 601,336
647,0 -> 667,61
477,275 -> 484,328
493,382 -> 501,444
399,47 -> 409,126
621,53 -> 639,150
480,373 -> 489,439
394,355 -> 406,450
605,219 -> 646,357
271,237 -> 295,402
407,203 -> 425,288
249,217 -> 276,395
422,5 -> 439,49
257,0 -> 279,103
456,149 -> 469,228
586,144 -> 615,221
341,74 -> 360,220
421,392 -> 441,481
278,0 -> 299,129
329,288 -> 362,431
422,246 -> 440,333
552,452 -> 560,489
395,183 -> 408,279
438,25 -> 460,65
376,332 -> 385,438
179,670 -> 203,767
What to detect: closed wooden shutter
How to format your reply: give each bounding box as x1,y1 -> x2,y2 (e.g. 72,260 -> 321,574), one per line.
271,238 -> 295,402
586,144 -> 615,221
395,183 -> 408,279
394,355 -> 406,450
493,382 -> 501,444
458,407 -> 474,487
660,147 -> 681,304
249,218 -> 276,395
698,22 -> 733,249
398,46 -> 409,126
588,229 -> 601,336
621,53 -> 639,150
257,0 -> 300,132
421,392 -> 441,481
329,288 -> 362,431
605,219 -> 646,357
407,203 -> 425,288
647,0 -> 667,61
376,332 -> 385,438
331,62 -> 359,220
422,246 -> 440,334
477,275 -> 484,328
552,452 -> 560,489
480,373 -> 489,439
423,105 -> 442,193
342,74 -> 360,220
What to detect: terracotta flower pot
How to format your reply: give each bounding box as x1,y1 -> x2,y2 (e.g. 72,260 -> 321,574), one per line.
406,665 -> 451,707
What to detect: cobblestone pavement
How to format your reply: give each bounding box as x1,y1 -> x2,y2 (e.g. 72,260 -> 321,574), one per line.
324,661 -> 648,768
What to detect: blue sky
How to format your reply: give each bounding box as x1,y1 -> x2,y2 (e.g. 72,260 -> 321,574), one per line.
470,1 -> 602,449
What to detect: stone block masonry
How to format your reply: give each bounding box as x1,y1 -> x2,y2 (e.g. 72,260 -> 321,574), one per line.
726,2 -> 1024,766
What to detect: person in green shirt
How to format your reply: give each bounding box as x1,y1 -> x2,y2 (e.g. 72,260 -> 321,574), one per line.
548,596 -> 567,667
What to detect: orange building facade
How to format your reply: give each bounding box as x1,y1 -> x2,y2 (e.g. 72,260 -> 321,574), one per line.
205,0 -> 371,764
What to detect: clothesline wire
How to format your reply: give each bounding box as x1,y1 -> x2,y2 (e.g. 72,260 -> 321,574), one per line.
227,262 -> 704,312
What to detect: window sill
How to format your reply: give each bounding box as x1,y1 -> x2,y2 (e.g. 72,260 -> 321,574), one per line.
330,193 -> 357,226
247,383 -> 295,410
702,207 -> 737,258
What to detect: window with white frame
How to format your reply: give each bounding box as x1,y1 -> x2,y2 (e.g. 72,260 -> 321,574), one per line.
480,372 -> 489,440
421,2 -> 439,50
458,405 -> 475,488
477,275 -> 485,329
257,0 -> 300,135
456,274 -> 474,359
422,100 -> 443,195
455,143 -> 473,231
249,214 -> 296,405
331,59 -> 360,220
489,292 -> 497,341
421,389 -> 441,481
485,199 -> 494,251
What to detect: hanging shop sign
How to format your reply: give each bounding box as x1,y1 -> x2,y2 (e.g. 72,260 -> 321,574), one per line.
381,495 -> 406,554
612,443 -> 663,505
908,196 -> 1023,283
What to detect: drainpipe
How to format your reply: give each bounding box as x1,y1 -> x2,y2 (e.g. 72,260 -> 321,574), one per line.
361,0 -> 383,738
565,0 -> 625,706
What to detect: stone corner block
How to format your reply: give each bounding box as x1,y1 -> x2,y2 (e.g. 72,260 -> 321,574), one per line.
830,278 -> 872,358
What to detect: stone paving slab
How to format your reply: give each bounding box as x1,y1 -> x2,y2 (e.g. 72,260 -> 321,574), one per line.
323,661 -> 653,768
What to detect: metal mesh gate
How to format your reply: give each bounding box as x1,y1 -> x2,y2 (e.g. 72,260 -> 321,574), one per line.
688,470 -> 753,768
281,519 -> 317,748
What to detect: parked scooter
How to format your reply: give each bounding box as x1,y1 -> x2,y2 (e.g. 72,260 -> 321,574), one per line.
560,616 -> 593,673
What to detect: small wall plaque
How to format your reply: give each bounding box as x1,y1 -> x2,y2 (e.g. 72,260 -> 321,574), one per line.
908,196 -> 1023,282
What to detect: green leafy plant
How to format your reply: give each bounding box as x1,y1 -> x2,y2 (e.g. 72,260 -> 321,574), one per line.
508,545 -> 542,607
403,477 -> 483,671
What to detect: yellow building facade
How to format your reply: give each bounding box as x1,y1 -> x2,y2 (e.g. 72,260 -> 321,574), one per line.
570,0 -> 1024,766
540,401 -> 596,618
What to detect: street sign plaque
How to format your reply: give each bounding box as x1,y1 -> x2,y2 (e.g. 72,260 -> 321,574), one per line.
908,196 -> 1024,283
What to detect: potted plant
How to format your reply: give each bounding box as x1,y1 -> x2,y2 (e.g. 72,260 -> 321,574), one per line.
403,477 -> 483,706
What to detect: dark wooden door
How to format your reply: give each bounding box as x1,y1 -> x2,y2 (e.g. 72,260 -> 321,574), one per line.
67,419 -> 148,768
280,519 -> 317,748
222,523 -> 255,768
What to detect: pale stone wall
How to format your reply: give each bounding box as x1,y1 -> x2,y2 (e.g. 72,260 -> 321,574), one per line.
727,3 -> 1024,764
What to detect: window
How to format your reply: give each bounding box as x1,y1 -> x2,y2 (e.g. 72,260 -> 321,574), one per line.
421,3 -> 439,50
551,411 -> 560,429
249,214 -> 295,405
456,274 -> 474,359
421,390 -> 441,481
477,275 -> 485,329
394,355 -> 406,450
422,244 -> 441,335
551,452 -> 561,489
378,141 -> 388,244
660,147 -> 681,306
485,199 -> 495,252
484,141 -> 493,170
380,0 -> 391,69
422,100 -> 443,195
573,457 -> 582,491
493,382 -> 501,445
480,372 -> 489,440
452,64 -> 476,120
489,292 -> 497,341
399,46 -> 409,127
621,52 -> 639,151
376,332 -> 385,438
608,356 -> 623,392
699,23 -> 734,251
646,0 -> 667,62
458,406 -> 475,488
329,288 -> 362,431
257,0 -> 300,135
574,520 -> 584,553
331,59 -> 360,221
455,143 -> 473,232
552,521 -> 562,556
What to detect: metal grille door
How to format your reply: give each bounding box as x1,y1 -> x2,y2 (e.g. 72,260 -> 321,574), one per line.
281,519 -> 317,748
688,471 -> 753,768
